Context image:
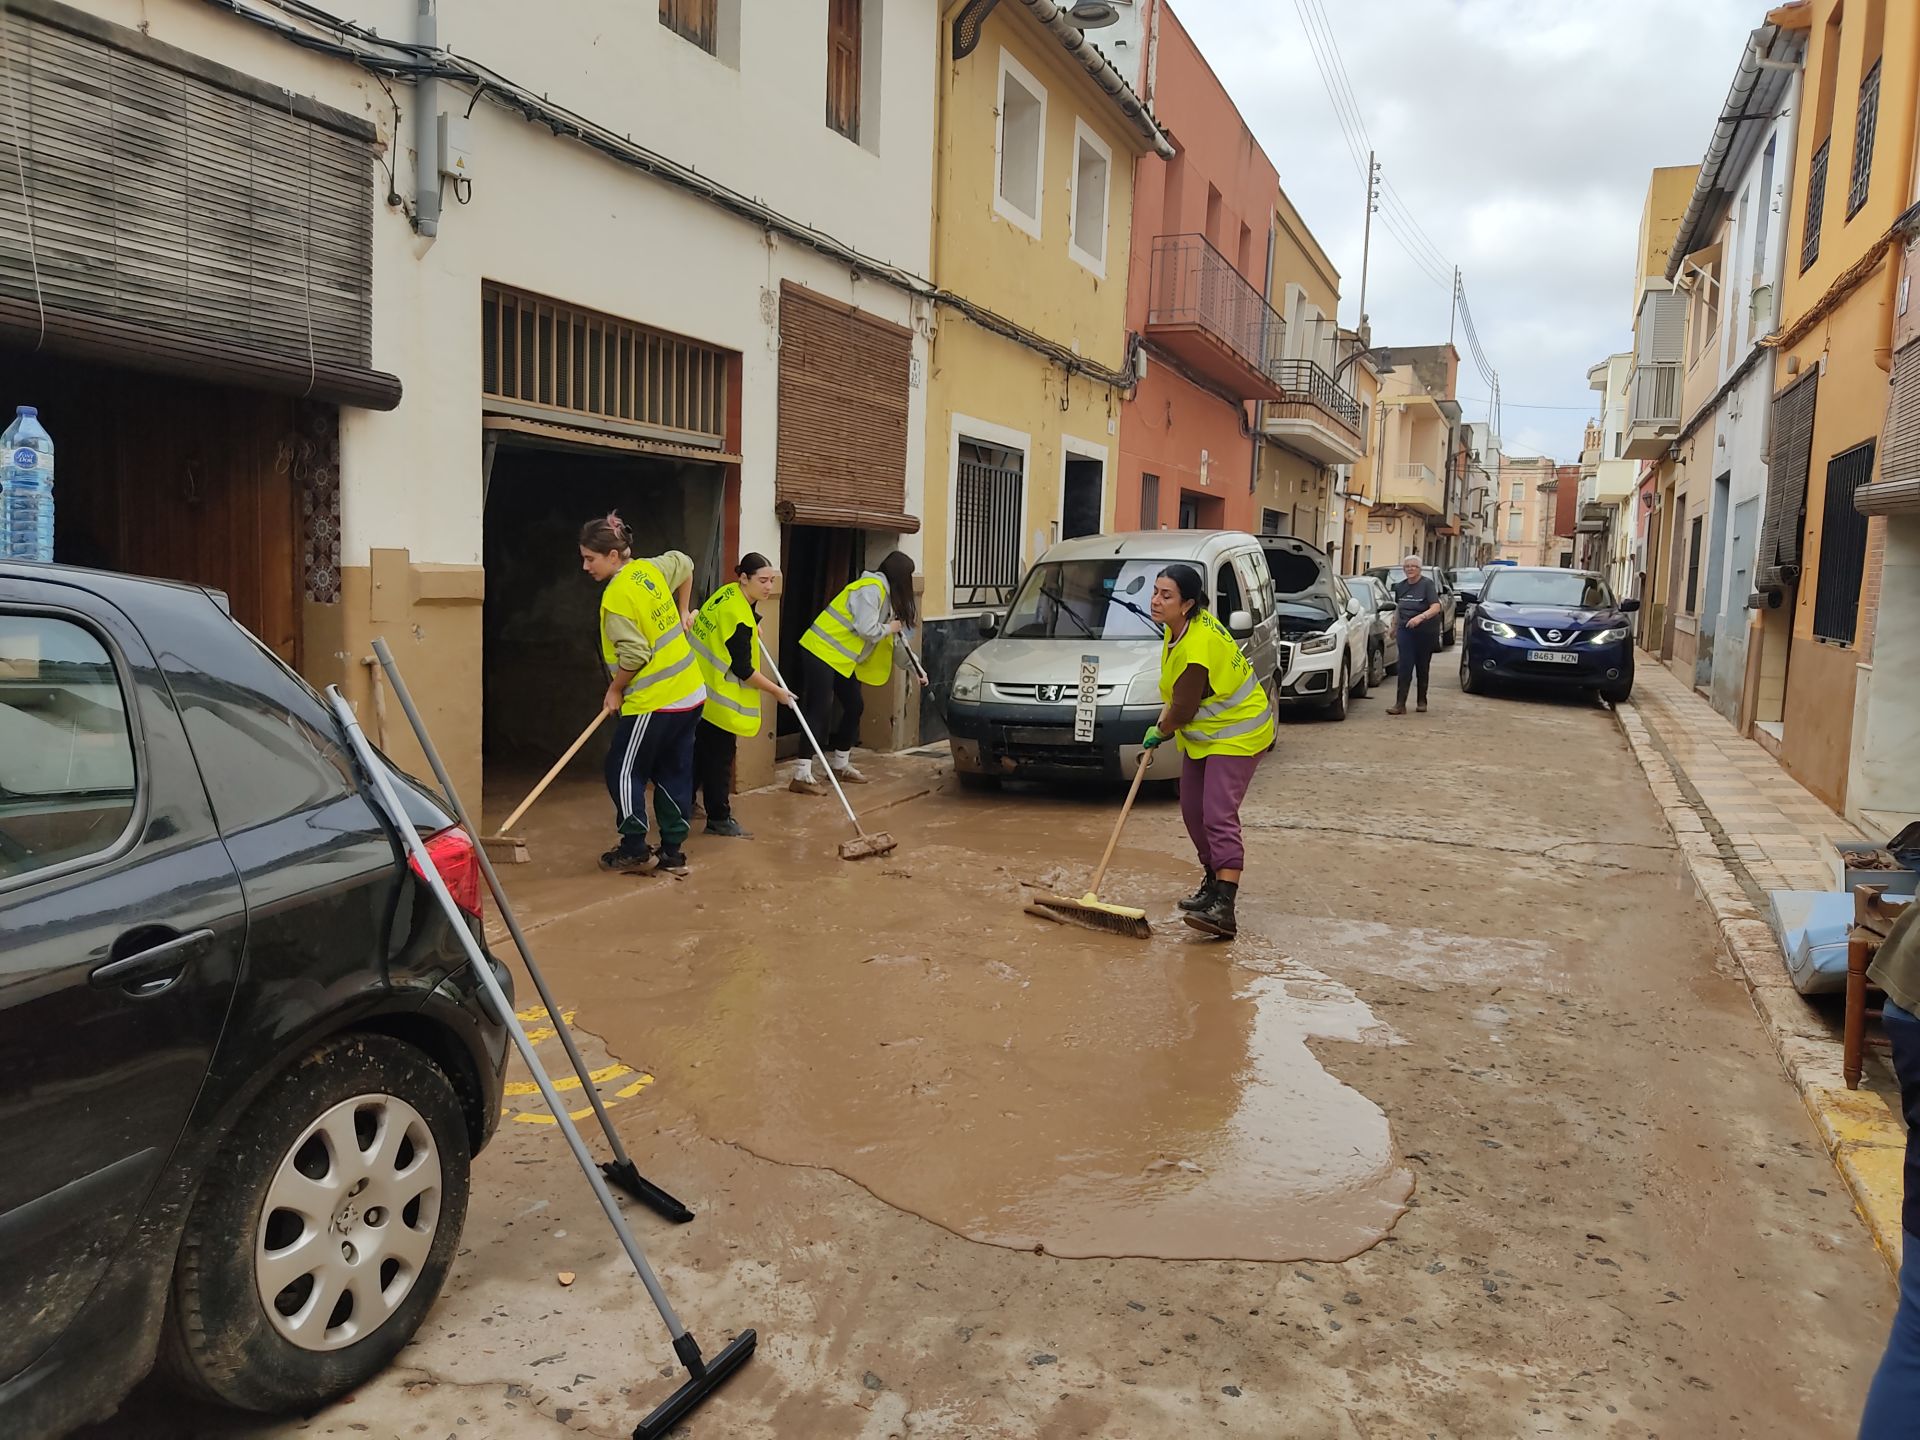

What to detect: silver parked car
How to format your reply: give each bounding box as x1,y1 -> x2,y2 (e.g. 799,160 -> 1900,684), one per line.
1342,574 -> 1400,687
946,530 -> 1279,785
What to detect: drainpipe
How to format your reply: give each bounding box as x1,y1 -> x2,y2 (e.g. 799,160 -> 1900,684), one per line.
1875,235 -> 1905,372
413,0 -> 440,237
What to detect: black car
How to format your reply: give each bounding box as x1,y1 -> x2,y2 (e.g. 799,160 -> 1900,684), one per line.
0,564 -> 511,1437
1446,566 -> 1489,611
1459,565 -> 1639,703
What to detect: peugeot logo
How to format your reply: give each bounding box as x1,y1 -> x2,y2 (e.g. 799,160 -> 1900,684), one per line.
1038,684 -> 1064,703
1547,630 -> 1564,642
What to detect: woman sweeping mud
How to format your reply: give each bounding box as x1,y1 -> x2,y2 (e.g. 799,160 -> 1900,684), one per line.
790,550 -> 923,794
579,512 -> 704,876
1143,564 -> 1275,939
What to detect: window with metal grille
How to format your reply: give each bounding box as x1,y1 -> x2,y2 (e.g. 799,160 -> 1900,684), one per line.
1260,507 -> 1283,535
1140,472 -> 1160,529
953,441 -> 1025,608
660,0 -> 717,52
1813,441 -> 1875,643
1803,138 -> 1829,272
482,284 -> 728,444
1685,515 -> 1704,613
1848,58 -> 1881,217
826,0 -> 861,142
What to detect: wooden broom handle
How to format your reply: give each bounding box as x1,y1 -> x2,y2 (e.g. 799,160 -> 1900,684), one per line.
495,710 -> 609,835
1088,749 -> 1155,895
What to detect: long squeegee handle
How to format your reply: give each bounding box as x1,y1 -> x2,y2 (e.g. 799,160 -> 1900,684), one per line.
1088,749 -> 1154,896
326,687 -> 690,1343
369,639 -> 635,1173
758,651 -> 868,838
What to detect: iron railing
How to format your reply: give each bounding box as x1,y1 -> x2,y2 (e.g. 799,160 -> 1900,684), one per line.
1628,361 -> 1681,428
1267,358 -> 1363,434
1146,234 -> 1287,383
953,456 -> 1025,609
1803,137 -> 1829,272
1849,59 -> 1881,219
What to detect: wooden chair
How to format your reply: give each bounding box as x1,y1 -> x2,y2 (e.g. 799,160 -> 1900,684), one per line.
1846,885 -> 1912,1090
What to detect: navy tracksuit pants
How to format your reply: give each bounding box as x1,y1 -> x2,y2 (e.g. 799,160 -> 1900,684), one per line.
604,707 -> 699,857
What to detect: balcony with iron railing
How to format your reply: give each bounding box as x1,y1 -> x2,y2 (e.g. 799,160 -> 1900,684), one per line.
1145,234 -> 1287,402
1623,361 -> 1680,460
1380,461 -> 1443,516
1262,356 -> 1365,465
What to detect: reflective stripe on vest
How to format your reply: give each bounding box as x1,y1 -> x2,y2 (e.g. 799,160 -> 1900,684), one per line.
690,584 -> 763,737
600,561 -> 706,717
801,575 -> 893,685
1161,611 -> 1274,758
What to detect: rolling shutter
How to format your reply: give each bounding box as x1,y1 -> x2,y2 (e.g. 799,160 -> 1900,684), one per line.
776,281 -> 917,533
1861,339 -> 1920,514
1758,369 -> 1817,591
0,0 -> 398,409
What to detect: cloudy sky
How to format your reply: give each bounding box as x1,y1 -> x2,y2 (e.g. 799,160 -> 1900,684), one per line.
1172,0 -> 1766,460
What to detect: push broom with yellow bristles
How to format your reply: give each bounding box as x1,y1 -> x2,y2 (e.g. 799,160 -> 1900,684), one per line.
1028,750 -> 1155,939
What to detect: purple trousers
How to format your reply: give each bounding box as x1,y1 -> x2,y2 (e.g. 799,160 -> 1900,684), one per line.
1178,750 -> 1262,874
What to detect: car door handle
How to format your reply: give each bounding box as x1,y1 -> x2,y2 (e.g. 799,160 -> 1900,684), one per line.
90,928 -> 217,989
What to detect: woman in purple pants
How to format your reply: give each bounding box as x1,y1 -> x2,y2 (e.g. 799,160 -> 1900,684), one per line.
1142,565 -> 1276,940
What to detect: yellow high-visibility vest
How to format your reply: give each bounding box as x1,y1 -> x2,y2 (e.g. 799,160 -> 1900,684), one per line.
689,582 -> 762,737
599,558 -> 704,717
800,574 -> 894,685
1159,609 -> 1275,758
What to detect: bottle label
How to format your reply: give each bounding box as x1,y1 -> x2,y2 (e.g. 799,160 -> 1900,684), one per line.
10,448 -> 35,469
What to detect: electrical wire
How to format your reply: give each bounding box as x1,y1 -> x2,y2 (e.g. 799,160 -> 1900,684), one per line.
196,0 -> 1142,392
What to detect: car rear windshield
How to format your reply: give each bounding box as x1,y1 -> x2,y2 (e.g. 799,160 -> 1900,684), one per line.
1001,560 -> 1171,640
1451,568 -> 1485,587
1482,571 -> 1613,607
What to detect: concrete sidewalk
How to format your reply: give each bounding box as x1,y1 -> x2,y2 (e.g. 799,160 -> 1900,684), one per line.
1621,660 -> 1907,1275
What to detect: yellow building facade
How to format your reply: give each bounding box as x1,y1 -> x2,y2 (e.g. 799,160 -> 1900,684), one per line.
1762,0 -> 1920,810
919,1 -> 1167,725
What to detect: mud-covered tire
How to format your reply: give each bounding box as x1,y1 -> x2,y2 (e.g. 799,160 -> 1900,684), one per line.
1602,677 -> 1634,704
1441,618 -> 1457,650
1368,643 -> 1386,690
159,1033 -> 471,1412
1459,651 -> 1480,695
1326,664 -> 1350,721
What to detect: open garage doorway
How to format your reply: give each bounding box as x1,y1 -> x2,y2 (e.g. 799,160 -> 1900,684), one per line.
481,431 -> 728,774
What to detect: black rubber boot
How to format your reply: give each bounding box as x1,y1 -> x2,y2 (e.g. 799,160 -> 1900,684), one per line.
1177,871 -> 1217,913
1183,880 -> 1238,939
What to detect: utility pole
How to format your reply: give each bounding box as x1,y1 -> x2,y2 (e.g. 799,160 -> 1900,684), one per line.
1357,151 -> 1379,335
1448,266 -> 1459,347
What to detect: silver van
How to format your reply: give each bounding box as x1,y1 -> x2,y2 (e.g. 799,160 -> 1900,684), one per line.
945,531 -> 1279,785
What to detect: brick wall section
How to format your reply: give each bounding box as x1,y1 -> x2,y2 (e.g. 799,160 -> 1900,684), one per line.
1860,515 -> 1888,662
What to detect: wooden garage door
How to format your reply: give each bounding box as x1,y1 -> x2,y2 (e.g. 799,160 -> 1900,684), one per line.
776,282 -> 917,532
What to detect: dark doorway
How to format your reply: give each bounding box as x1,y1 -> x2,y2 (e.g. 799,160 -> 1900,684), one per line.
1179,489 -> 1224,530
1062,455 -> 1103,539
481,438 -> 724,769
777,524 -> 866,757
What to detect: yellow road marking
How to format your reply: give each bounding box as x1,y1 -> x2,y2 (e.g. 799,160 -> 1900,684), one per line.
515,1003 -> 551,1022
616,1074 -> 655,1098
521,1011 -> 576,1044
511,1102 -> 609,1125
503,1063 -> 632,1097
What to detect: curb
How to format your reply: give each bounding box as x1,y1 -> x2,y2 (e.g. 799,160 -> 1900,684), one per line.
1616,699 -> 1905,1277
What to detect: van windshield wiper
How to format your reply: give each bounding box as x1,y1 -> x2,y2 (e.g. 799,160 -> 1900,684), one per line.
1038,586 -> 1098,638
1107,593 -> 1158,631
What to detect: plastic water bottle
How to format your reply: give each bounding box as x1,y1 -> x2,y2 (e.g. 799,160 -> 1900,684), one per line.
3,406 -> 54,562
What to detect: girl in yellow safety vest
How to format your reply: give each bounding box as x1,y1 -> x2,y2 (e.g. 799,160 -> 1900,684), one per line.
579,512 -> 703,878
791,550 -> 923,794
689,553 -> 794,839
1142,563 -> 1275,940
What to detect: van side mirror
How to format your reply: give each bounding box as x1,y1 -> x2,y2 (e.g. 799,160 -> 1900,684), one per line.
1228,610 -> 1254,636
978,612 -> 1000,637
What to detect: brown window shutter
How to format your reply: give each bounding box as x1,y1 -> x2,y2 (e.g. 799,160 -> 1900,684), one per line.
776,282 -> 914,531
827,0 -> 862,141
1758,369 -> 1818,590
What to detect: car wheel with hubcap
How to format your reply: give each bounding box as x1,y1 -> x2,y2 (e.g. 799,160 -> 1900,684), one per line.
1459,650 -> 1480,695
159,1033 -> 471,1412
1327,662 -> 1350,721
1368,642 -> 1386,690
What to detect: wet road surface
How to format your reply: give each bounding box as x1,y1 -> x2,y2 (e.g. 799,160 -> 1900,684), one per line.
86,665 -> 1893,1438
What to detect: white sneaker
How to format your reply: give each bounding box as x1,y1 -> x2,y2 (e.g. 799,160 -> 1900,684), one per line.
831,763 -> 870,785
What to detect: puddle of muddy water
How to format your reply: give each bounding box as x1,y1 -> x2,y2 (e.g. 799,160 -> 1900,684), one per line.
508,780 -> 1413,1264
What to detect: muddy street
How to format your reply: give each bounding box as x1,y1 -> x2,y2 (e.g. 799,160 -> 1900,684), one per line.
92,668 -> 1891,1439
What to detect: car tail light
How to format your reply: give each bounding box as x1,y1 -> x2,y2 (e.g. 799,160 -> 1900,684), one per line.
410,826 -> 484,917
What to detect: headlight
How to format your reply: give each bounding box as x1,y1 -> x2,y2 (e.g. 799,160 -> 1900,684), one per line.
1478,617 -> 1517,638
1127,668 -> 1163,705
1299,631 -> 1338,655
1589,625 -> 1630,645
951,663 -> 985,702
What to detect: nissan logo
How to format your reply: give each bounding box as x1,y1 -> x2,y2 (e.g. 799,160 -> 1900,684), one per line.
1547,630 -> 1564,642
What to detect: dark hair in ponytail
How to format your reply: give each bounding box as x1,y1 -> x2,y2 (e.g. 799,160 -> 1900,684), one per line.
578,511 -> 633,557
1158,564 -> 1206,616
737,552 -> 772,578
877,550 -> 918,628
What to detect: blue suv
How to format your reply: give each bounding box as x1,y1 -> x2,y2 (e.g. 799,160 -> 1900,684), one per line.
1459,566 -> 1639,704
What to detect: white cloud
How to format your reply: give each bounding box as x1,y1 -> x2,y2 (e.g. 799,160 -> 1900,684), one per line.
1168,0 -> 1761,458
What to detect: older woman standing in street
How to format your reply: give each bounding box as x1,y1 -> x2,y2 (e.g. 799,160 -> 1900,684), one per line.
1142,563 -> 1275,939
1386,554 -> 1444,715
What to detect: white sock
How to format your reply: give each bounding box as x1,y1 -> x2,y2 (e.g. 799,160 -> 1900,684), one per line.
831,750 -> 853,771
796,758 -> 815,782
